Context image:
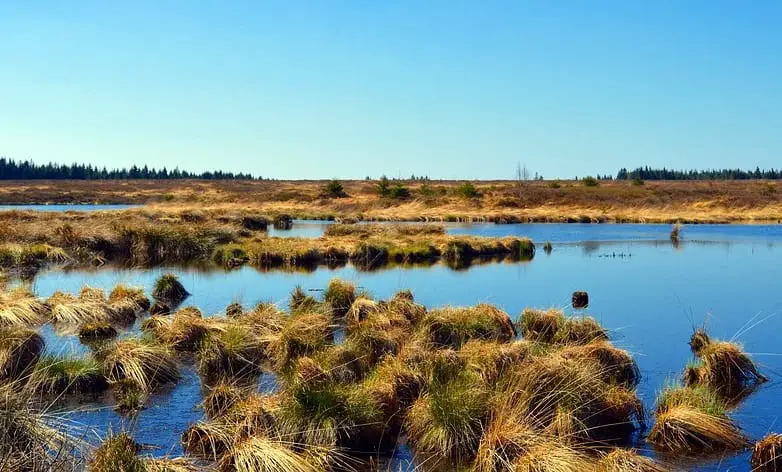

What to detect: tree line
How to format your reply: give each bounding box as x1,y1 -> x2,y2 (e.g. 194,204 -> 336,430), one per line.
0,158 -> 259,180
617,167 -> 782,181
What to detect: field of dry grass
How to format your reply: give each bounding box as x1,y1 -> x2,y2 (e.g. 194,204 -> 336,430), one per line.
2,178 -> 782,223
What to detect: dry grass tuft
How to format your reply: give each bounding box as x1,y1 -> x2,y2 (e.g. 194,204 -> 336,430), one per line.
28,354 -> 108,395
78,321 -> 118,342
421,304 -> 516,349
0,327 -> 44,381
597,448 -> 667,471
202,382 -> 245,418
101,339 -> 180,391
752,434 -> 782,472
0,287 -> 50,327
649,384 -> 749,455
685,331 -> 766,396
323,278 -> 356,318
520,308 -> 607,345
90,431 -> 143,472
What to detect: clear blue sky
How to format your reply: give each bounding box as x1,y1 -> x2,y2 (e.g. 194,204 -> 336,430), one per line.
2,1 -> 781,179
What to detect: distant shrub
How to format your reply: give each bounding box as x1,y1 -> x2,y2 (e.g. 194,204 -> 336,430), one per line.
376,175 -> 391,197
162,194 -> 175,202
388,184 -> 410,200
322,179 -> 348,198
632,177 -> 645,186
455,182 -> 480,198
419,183 -> 437,198
582,176 -> 600,187
547,181 -> 561,189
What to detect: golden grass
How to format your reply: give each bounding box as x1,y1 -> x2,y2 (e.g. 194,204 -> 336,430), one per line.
420,304 -> 516,349
685,331 -> 767,395
0,327 -> 44,381
752,434 -> 782,472
101,339 -> 180,391
596,449 -> 667,472
0,287 -> 50,327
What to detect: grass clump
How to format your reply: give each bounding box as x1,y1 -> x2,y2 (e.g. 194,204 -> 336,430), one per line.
198,325 -> 265,383
0,327 -> 44,381
420,304 -> 516,349
78,321 -> 118,342
406,368 -> 489,462
752,434 -> 782,472
101,339 -> 180,391
648,383 -> 749,454
241,215 -> 268,231
202,382 -> 244,418
0,287 -> 50,327
684,328 -> 767,396
559,341 -> 640,388
28,354 -> 108,395
109,284 -> 151,311
267,312 -> 332,372
152,273 -> 189,304
597,448 -> 667,472
90,431 -> 143,472
48,290 -> 124,326
519,308 -> 607,345
323,278 -> 356,318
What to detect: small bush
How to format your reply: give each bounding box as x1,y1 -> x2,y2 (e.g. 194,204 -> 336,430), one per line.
547,181 -> 561,189
582,176 -> 600,187
632,177 -> 645,186
388,184 -> 410,200
455,182 -> 480,198
321,179 -> 347,198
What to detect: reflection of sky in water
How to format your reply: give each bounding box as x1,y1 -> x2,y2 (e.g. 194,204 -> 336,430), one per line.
21,235 -> 782,470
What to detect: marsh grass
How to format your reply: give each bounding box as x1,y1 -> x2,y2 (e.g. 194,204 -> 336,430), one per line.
0,384 -> 87,471
0,287 -> 50,327
78,321 -> 118,342
649,383 -> 749,455
684,330 -> 766,396
101,339 -> 180,391
323,279 -> 356,318
90,431 -> 143,472
198,325 -> 265,383
153,273 -> 189,303
420,304 -> 516,349
406,368 -> 489,462
28,354 -> 108,396
0,327 -> 44,381
752,434 -> 782,472
519,308 -> 607,345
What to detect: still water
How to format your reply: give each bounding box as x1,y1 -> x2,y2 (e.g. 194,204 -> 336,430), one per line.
21,227 -> 782,470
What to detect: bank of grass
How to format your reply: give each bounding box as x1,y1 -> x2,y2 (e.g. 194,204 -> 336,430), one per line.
3,178 -> 782,223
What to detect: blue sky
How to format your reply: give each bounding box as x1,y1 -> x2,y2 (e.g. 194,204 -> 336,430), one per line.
1,1 -> 781,179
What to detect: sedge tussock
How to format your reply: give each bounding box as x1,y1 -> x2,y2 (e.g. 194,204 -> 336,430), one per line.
198,325 -> 265,383
686,329 -> 766,395
78,321 -> 118,342
102,339 -> 180,391
649,384 -> 749,455
421,304 -> 516,349
202,381 -> 245,418
520,309 -> 608,346
217,436 -> 320,472
153,273 -> 189,303
511,442 -> 594,472
0,287 -> 50,327
28,354 -> 108,395
181,420 -> 234,461
90,431 -> 143,472
0,327 -> 44,381
108,284 -> 151,310
559,341 -> 640,388
406,369 -> 489,462
323,279 -> 356,318
597,448 -> 667,472
752,433 -> 782,472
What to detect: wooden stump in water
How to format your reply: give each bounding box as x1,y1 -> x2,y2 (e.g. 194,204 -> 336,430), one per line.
572,291 -> 589,308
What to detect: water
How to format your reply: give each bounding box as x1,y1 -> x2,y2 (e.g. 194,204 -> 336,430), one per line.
0,204 -> 141,212
19,228 -> 782,470
255,219 -> 782,244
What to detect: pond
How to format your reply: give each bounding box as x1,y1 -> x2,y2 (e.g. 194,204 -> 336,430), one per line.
0,204 -> 142,212
17,229 -> 782,470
